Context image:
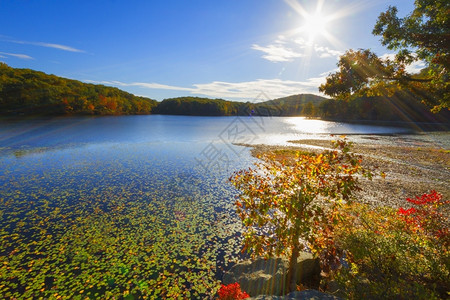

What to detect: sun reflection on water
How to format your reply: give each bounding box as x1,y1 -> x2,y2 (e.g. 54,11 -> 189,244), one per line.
285,117 -> 329,133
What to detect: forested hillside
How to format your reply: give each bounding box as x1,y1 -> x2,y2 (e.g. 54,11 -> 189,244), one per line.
0,63 -> 158,115
0,63 -> 325,117
155,95 -> 327,116
1,63 -> 448,125
154,97 -> 243,116
259,94 -> 326,116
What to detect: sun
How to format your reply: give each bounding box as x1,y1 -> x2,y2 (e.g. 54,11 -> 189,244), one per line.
302,12 -> 329,42
285,0 -> 333,43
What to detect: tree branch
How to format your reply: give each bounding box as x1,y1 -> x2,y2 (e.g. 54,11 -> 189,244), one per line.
380,76 -> 432,82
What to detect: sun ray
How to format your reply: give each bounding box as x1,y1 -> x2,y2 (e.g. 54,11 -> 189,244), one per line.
283,0 -> 375,48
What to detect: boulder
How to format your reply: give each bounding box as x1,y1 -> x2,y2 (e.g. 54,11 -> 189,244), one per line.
222,252 -> 321,297
223,257 -> 289,296
295,252 -> 321,288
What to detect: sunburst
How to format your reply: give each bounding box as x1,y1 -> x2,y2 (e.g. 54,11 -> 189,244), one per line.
284,0 -> 369,48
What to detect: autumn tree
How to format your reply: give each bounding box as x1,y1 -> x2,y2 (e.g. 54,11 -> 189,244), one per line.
319,0 -> 449,112
230,140 -> 374,292
301,101 -> 316,117
0,63 -> 158,115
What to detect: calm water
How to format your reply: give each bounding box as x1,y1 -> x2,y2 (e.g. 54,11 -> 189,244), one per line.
0,114 -> 417,148
0,115 -> 422,298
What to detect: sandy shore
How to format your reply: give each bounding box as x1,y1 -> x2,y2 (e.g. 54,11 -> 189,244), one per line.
240,134 -> 450,208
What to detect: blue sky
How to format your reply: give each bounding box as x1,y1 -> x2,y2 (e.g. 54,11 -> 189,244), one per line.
0,0 -> 417,101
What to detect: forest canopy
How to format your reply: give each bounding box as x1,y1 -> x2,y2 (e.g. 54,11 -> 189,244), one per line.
0,63 -> 326,117
154,94 -> 325,117
0,63 -> 158,115
319,0 -> 449,113
0,63 -> 448,125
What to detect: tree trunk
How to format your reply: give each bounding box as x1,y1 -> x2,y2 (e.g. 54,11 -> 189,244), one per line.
287,234 -> 300,292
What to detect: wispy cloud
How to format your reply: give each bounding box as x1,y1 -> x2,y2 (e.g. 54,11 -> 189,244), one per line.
0,52 -> 33,60
84,80 -> 193,92
193,78 -> 326,99
380,53 -> 397,61
405,60 -> 426,74
319,68 -> 339,78
253,37 -> 342,62
85,77 -> 328,100
129,82 -> 193,92
251,42 -> 304,62
32,42 -> 85,53
380,53 -> 426,74
2,38 -> 85,53
313,45 -> 343,58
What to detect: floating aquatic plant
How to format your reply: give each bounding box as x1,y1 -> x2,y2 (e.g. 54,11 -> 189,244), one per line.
0,143 -> 250,298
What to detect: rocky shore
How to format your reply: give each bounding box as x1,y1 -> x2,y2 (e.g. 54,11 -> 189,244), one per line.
245,133 -> 450,208
228,133 -> 449,299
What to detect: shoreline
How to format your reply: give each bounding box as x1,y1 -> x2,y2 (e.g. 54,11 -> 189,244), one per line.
239,134 -> 450,208
1,114 -> 449,131
318,117 -> 449,131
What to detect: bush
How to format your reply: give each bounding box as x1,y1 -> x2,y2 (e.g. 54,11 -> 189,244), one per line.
217,283 -> 249,300
230,139 -> 375,291
332,192 -> 449,299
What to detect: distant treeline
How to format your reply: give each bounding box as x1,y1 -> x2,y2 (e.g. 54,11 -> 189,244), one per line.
154,94 -> 325,116
1,63 -> 448,125
0,63 -> 158,115
156,94 -> 449,125
0,63 -> 326,117
318,92 -> 450,124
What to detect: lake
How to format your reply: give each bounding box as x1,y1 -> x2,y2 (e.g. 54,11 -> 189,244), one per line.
0,115 -> 420,298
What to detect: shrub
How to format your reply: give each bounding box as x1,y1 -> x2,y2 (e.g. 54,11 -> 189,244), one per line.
230,139 -> 375,291
333,192 -> 449,299
217,283 -> 249,300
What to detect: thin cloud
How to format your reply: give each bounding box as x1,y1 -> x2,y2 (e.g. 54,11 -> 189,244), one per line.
3,38 -> 85,53
251,42 -> 304,62
380,53 -> 426,74
32,42 -> 85,53
85,80 -> 194,92
380,53 -> 396,61
313,45 -> 343,58
405,60 -> 426,74
319,68 -> 339,77
86,78 -> 327,100
194,78 -> 325,99
0,52 -> 33,60
129,82 -> 194,92
253,37 -> 342,62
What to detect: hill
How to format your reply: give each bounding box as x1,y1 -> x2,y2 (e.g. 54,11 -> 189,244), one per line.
151,94 -> 327,117
154,97 -> 243,116
0,63 -> 158,115
5,63 -> 446,125
256,94 -> 328,116
0,63 -> 326,117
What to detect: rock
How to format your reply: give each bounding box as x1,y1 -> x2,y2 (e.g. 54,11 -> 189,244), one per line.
323,280 -> 348,300
222,252 -> 321,297
223,257 -> 289,296
249,289 -> 341,299
295,252 -> 321,287
324,280 -> 340,294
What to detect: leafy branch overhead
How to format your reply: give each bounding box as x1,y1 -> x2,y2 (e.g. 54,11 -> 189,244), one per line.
320,0 -> 449,112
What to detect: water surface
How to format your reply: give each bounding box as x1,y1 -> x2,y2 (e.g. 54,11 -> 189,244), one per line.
0,115 -> 427,298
